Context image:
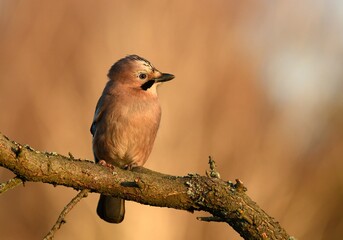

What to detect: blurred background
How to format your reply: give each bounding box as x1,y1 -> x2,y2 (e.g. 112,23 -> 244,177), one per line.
0,1 -> 342,239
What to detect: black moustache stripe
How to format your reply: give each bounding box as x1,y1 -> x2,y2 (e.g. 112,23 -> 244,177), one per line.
141,80 -> 155,90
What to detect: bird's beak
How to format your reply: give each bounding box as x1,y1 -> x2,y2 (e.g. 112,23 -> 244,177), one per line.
154,73 -> 175,83
141,73 -> 174,91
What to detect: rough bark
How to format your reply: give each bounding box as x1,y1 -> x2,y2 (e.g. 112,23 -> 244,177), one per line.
0,132 -> 291,240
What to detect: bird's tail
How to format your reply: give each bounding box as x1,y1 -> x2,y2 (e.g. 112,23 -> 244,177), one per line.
97,195 -> 125,223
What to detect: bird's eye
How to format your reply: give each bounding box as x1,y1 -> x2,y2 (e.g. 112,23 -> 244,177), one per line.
139,73 -> 147,80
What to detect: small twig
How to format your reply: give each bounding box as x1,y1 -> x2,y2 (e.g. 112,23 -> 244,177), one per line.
206,156 -> 221,179
68,152 -> 75,159
43,189 -> 90,240
0,176 -> 23,194
234,179 -> 247,192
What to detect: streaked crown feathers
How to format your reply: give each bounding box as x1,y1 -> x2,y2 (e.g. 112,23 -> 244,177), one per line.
107,55 -> 156,78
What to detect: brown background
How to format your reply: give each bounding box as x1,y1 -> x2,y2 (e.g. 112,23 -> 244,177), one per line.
0,1 -> 342,239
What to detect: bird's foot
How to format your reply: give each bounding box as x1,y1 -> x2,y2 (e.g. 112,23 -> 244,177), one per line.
124,163 -> 138,171
98,160 -> 116,171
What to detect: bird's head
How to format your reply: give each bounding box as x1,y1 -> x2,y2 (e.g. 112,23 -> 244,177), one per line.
107,55 -> 174,94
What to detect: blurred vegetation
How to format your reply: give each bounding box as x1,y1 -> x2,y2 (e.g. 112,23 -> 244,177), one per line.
0,1 -> 342,239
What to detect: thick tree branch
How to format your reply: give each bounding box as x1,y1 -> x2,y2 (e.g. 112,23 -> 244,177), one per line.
0,132 -> 292,240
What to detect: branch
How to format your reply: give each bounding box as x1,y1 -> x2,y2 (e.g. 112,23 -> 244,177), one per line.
0,132 -> 292,240
0,176 -> 23,194
43,189 -> 90,240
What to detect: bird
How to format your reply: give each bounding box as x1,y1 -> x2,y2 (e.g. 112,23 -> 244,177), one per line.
90,55 -> 174,223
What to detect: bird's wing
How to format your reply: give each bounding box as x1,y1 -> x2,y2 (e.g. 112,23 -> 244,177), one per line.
90,95 -> 105,136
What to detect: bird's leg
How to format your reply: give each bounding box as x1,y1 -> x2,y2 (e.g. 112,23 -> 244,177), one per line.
122,163 -> 144,188
98,160 -> 138,172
